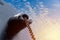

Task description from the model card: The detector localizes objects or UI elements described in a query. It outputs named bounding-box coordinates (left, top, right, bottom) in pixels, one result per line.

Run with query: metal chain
left=25, top=19, right=36, bottom=40
left=27, top=25, right=36, bottom=40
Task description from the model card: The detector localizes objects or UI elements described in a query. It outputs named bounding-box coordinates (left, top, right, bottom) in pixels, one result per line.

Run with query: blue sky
left=3, top=0, right=55, bottom=15
left=4, top=0, right=53, bottom=9
left=3, top=0, right=60, bottom=18
left=4, top=0, right=60, bottom=10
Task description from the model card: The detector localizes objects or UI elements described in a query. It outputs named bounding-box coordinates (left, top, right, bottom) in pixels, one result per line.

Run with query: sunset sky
left=0, top=0, right=60, bottom=40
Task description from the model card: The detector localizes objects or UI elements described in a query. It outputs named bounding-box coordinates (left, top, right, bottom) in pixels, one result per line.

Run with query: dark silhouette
left=3, top=14, right=31, bottom=40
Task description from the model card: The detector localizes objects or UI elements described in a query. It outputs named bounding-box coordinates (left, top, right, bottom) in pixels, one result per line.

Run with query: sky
left=4, top=0, right=53, bottom=10
left=4, top=0, right=60, bottom=9
left=0, top=0, right=60, bottom=40
left=4, top=0, right=60, bottom=16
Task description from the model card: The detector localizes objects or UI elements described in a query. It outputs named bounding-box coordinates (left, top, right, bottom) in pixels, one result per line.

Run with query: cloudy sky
left=0, top=0, right=60, bottom=40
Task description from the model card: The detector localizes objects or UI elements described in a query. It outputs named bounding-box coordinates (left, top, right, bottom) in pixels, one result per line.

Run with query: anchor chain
left=27, top=26, right=36, bottom=40
left=25, top=20, right=36, bottom=40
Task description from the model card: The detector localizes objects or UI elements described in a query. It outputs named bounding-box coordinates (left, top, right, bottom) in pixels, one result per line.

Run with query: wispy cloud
left=14, top=1, right=60, bottom=40
left=53, top=3, right=60, bottom=8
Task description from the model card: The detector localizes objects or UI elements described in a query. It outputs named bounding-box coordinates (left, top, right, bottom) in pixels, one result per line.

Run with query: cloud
left=12, top=1, right=60, bottom=40
left=13, top=1, right=60, bottom=40
left=30, top=3, right=60, bottom=40
left=53, top=3, right=60, bottom=8
left=21, top=2, right=60, bottom=40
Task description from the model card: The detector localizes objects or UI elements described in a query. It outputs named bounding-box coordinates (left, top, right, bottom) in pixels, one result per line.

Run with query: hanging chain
left=27, top=25, right=36, bottom=40
left=25, top=19, right=36, bottom=40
